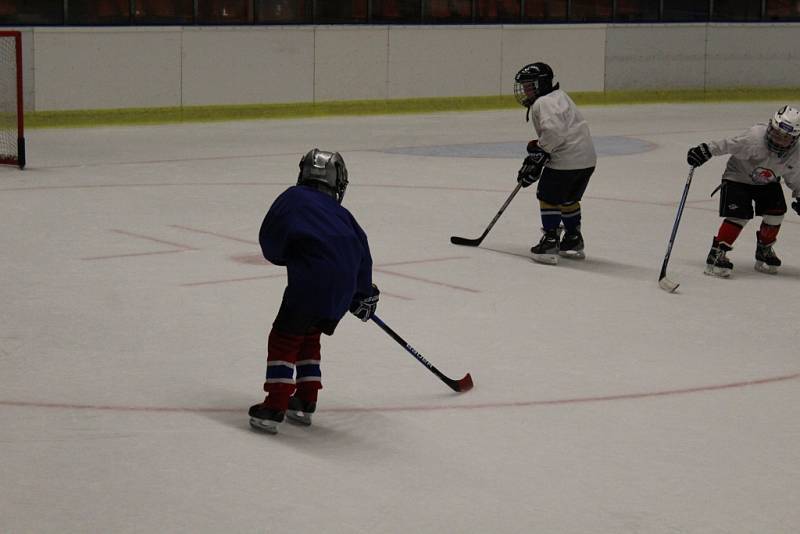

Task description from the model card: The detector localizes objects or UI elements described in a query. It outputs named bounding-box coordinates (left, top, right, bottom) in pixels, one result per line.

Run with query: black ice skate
left=755, top=241, right=781, bottom=275
left=248, top=402, right=285, bottom=434
left=558, top=229, right=585, bottom=260
left=286, top=396, right=316, bottom=426
left=531, top=228, right=560, bottom=265
left=704, top=238, right=733, bottom=278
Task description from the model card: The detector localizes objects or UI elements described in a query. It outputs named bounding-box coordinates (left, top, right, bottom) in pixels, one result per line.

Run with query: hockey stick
left=450, top=182, right=523, bottom=247
left=371, top=314, right=474, bottom=393
left=658, top=167, right=695, bottom=293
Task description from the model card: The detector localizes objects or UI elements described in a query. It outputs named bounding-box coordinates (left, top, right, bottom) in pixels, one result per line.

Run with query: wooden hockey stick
left=371, top=314, right=473, bottom=393
left=659, top=167, right=695, bottom=293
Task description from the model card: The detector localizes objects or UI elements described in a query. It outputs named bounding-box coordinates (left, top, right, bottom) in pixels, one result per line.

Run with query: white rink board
left=17, top=24, right=800, bottom=111
left=315, top=27, right=390, bottom=101
left=501, top=24, right=607, bottom=93
left=181, top=26, right=314, bottom=106
left=706, top=24, right=800, bottom=89
left=387, top=26, right=502, bottom=98
left=604, top=24, right=707, bottom=91
left=32, top=27, right=182, bottom=110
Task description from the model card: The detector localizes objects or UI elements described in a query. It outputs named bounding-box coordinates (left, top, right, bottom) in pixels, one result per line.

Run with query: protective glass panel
left=68, top=0, right=131, bottom=24
left=254, top=0, right=312, bottom=23
left=614, top=0, right=659, bottom=21
left=765, top=0, right=800, bottom=20
left=372, top=0, right=420, bottom=22
left=662, top=0, right=708, bottom=20
left=4, top=0, right=64, bottom=24
left=424, top=0, right=472, bottom=22
left=571, top=0, right=611, bottom=20
left=476, top=0, right=520, bottom=22
left=524, top=0, right=566, bottom=20
left=713, top=0, right=762, bottom=20
left=314, top=0, right=368, bottom=22
left=133, top=0, right=194, bottom=23
left=197, top=0, right=252, bottom=23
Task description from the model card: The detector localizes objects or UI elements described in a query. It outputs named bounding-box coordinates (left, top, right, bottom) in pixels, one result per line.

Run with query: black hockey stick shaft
left=659, top=167, right=695, bottom=281
left=450, top=182, right=523, bottom=247
left=371, top=314, right=473, bottom=393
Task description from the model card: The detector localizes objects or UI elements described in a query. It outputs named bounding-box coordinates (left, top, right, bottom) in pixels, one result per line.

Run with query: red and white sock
left=295, top=331, right=322, bottom=403
left=262, top=328, right=304, bottom=411
left=716, top=218, right=745, bottom=248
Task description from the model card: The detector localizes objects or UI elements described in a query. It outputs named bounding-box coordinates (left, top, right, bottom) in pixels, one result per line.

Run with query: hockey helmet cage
left=297, top=148, right=349, bottom=203
left=766, top=105, right=800, bottom=155
left=514, top=62, right=558, bottom=108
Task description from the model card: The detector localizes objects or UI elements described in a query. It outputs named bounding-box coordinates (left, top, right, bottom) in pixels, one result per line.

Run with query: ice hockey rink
left=1, top=101, right=799, bottom=533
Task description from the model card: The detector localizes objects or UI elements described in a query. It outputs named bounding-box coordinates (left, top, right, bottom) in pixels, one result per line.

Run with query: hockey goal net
left=0, top=31, right=24, bottom=169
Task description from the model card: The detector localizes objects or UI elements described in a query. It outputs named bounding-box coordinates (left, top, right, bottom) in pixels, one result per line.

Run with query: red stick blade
left=457, top=373, right=474, bottom=392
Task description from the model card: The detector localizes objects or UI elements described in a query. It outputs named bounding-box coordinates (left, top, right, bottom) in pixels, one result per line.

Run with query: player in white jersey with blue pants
left=687, top=105, right=800, bottom=277
left=513, top=62, right=597, bottom=265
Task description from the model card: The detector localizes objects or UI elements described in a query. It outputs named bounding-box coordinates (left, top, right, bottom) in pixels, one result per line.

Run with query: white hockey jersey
left=707, top=124, right=800, bottom=197
left=530, top=89, right=597, bottom=170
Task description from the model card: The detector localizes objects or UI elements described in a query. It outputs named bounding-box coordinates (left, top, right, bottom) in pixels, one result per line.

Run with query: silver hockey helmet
left=513, top=62, right=558, bottom=108
left=766, top=105, right=800, bottom=155
left=297, top=148, right=349, bottom=203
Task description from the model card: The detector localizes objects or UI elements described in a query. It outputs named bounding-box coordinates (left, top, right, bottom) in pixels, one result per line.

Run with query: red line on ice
left=2, top=372, right=796, bottom=414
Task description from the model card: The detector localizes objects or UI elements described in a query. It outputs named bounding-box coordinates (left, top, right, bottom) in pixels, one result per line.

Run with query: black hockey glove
left=517, top=147, right=550, bottom=187
left=792, top=199, right=800, bottom=216
left=350, top=284, right=380, bottom=322
left=687, top=143, right=712, bottom=167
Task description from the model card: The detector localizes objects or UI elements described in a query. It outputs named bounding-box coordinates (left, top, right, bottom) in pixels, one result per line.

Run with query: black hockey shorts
left=718, top=180, right=786, bottom=219
left=536, top=167, right=595, bottom=206
left=274, top=299, right=340, bottom=336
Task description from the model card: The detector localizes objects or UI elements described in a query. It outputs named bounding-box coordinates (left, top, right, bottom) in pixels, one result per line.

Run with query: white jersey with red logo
left=708, top=124, right=800, bottom=197
left=530, top=89, right=597, bottom=170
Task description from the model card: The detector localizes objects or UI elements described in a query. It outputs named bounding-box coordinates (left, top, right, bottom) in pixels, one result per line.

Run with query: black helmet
left=513, top=62, right=557, bottom=108
left=297, top=148, right=349, bottom=203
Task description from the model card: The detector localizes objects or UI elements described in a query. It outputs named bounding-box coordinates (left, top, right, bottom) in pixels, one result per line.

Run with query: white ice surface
left=1, top=103, right=799, bottom=533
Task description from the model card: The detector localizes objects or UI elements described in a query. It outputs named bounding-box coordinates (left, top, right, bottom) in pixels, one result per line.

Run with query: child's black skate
left=285, top=396, right=316, bottom=426
left=558, top=230, right=585, bottom=260
left=248, top=403, right=285, bottom=434
left=755, top=241, right=781, bottom=274
left=531, top=229, right=560, bottom=265
left=704, top=238, right=733, bottom=278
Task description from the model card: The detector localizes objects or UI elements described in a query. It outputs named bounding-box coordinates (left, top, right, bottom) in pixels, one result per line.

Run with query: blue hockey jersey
left=259, top=185, right=373, bottom=321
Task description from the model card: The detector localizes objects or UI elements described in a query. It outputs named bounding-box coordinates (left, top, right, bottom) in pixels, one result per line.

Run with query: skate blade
left=704, top=265, right=731, bottom=278
left=558, top=250, right=585, bottom=260
left=754, top=261, right=778, bottom=275
left=532, top=253, right=558, bottom=265
left=286, top=411, right=312, bottom=426
left=249, top=417, right=280, bottom=434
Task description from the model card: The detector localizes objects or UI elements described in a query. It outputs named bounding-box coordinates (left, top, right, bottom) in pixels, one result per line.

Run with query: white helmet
left=766, top=105, right=800, bottom=155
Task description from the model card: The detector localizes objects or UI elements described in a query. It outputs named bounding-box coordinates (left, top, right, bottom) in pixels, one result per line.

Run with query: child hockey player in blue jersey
left=687, top=105, right=800, bottom=277
left=249, top=148, right=379, bottom=434
left=513, top=62, right=597, bottom=265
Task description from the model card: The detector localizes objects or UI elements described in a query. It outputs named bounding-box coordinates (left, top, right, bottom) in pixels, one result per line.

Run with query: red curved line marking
left=170, top=224, right=258, bottom=245
left=109, top=229, right=194, bottom=249
left=83, top=249, right=188, bottom=261
left=181, top=273, right=286, bottom=286
left=374, top=268, right=481, bottom=293
left=1, top=182, right=797, bottom=226
left=1, top=372, right=796, bottom=414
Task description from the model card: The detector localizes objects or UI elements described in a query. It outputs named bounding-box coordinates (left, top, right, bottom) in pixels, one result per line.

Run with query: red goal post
left=0, top=30, right=25, bottom=169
